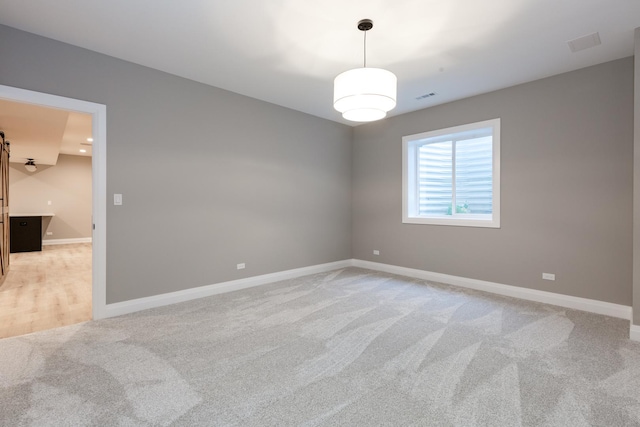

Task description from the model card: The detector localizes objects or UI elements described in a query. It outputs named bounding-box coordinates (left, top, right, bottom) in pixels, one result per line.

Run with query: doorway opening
left=0, top=85, right=106, bottom=338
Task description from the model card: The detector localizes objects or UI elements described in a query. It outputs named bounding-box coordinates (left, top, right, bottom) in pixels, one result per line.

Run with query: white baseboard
left=104, top=257, right=634, bottom=330
left=104, top=260, right=352, bottom=318
left=43, top=237, right=92, bottom=246
left=352, top=259, right=633, bottom=321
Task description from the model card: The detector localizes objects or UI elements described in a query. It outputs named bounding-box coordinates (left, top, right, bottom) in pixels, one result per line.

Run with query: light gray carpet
left=1, top=267, right=640, bottom=426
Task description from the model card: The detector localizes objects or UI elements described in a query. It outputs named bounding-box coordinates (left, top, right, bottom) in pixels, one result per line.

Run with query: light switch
left=114, top=194, right=123, bottom=205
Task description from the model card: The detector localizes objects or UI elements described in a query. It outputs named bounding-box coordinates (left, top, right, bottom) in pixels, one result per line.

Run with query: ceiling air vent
left=567, top=32, right=601, bottom=53
left=416, top=92, right=436, bottom=101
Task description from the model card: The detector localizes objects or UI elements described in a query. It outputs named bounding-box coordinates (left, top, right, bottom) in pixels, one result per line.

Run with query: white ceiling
left=0, top=100, right=92, bottom=165
left=0, top=0, right=638, bottom=126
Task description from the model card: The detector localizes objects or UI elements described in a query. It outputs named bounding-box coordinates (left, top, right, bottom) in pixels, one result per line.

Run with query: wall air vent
left=415, top=92, right=436, bottom=101
left=567, top=32, right=601, bottom=53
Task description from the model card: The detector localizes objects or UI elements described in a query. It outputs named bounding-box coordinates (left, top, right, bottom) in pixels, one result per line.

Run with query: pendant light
left=24, top=158, right=37, bottom=172
left=334, top=19, right=397, bottom=122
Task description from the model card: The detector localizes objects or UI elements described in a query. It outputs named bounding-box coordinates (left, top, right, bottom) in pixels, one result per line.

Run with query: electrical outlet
left=46, top=231, right=53, bottom=236
left=114, top=194, right=123, bottom=205
left=373, top=250, right=380, bottom=255
left=542, top=273, right=555, bottom=281
left=47, top=200, right=52, bottom=206
left=237, top=263, right=246, bottom=270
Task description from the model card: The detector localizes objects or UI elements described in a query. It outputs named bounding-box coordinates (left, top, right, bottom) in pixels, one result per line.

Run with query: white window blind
left=418, top=135, right=493, bottom=216
left=403, top=119, right=500, bottom=228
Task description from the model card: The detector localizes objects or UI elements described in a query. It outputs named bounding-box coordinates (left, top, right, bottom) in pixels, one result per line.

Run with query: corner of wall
left=632, top=27, right=640, bottom=326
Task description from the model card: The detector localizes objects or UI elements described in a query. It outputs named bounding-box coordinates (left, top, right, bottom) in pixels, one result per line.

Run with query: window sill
left=402, top=216, right=500, bottom=228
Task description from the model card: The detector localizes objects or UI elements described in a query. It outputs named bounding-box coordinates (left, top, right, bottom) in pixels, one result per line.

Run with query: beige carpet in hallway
left=0, top=243, right=91, bottom=339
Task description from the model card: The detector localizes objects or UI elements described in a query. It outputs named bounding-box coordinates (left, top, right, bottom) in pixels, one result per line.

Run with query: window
left=402, top=118, right=500, bottom=228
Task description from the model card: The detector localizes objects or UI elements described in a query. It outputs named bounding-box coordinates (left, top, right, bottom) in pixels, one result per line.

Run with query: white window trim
left=402, top=118, right=501, bottom=228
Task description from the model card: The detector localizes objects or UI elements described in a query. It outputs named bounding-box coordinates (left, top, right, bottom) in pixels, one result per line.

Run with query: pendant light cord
left=363, top=30, right=367, bottom=68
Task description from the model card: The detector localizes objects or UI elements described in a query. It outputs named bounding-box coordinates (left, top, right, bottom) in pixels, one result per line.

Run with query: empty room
left=1, top=1, right=640, bottom=425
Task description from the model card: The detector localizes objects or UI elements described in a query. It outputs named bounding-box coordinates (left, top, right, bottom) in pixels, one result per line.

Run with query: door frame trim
left=0, top=85, right=107, bottom=319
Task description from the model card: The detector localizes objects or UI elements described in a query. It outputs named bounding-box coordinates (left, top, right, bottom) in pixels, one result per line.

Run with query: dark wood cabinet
left=10, top=216, right=42, bottom=253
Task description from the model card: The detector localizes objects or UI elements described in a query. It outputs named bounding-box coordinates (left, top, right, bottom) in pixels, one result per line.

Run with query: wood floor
left=0, top=243, right=92, bottom=339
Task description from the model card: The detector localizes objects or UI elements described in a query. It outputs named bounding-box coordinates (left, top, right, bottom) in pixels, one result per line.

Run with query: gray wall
left=0, top=24, right=352, bottom=304
left=0, top=23, right=634, bottom=310
left=9, top=154, right=92, bottom=241
left=634, top=28, right=640, bottom=324
left=353, top=58, right=634, bottom=306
